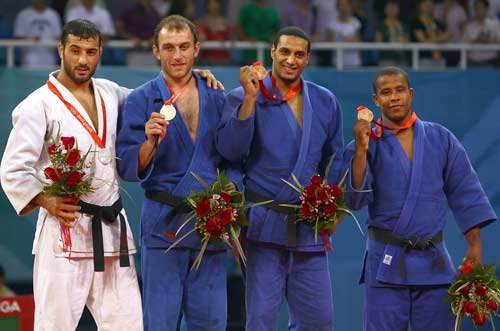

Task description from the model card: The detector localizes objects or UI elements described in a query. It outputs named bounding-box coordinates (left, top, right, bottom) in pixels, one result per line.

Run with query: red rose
left=465, top=302, right=476, bottom=314
left=318, top=187, right=329, bottom=201
left=65, top=171, right=84, bottom=186
left=205, top=217, right=223, bottom=236
left=459, top=285, right=470, bottom=297
left=60, top=136, right=75, bottom=149
left=487, top=299, right=498, bottom=312
left=66, top=149, right=80, bottom=166
left=301, top=203, right=312, bottom=217
left=311, top=175, right=323, bottom=186
left=460, top=263, right=473, bottom=274
left=48, top=144, right=58, bottom=155
left=473, top=312, right=486, bottom=326
left=218, top=208, right=233, bottom=227
left=196, top=197, right=211, bottom=217
left=220, top=192, right=231, bottom=204
left=304, top=185, right=317, bottom=199
left=44, top=167, right=59, bottom=181
left=475, top=284, right=486, bottom=296
left=323, top=202, right=337, bottom=214
left=329, top=184, right=343, bottom=199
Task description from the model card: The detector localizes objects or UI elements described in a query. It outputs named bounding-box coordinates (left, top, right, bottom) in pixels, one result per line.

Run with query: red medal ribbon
left=319, top=228, right=334, bottom=252
left=371, top=112, right=418, bottom=140
left=47, top=80, right=107, bottom=148
left=163, top=74, right=193, bottom=106
left=259, top=73, right=301, bottom=102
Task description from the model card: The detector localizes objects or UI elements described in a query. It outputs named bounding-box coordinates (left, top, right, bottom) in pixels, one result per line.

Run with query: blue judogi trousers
left=141, top=247, right=227, bottom=331
left=245, top=240, right=334, bottom=331
left=364, top=284, right=454, bottom=331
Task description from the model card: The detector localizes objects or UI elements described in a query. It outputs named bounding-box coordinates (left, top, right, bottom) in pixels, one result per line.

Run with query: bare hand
left=35, top=194, right=81, bottom=226
left=353, top=120, right=371, bottom=153
left=463, top=244, right=482, bottom=266
left=145, top=112, right=168, bottom=145
left=195, top=69, right=225, bottom=90
left=239, top=66, right=259, bottom=99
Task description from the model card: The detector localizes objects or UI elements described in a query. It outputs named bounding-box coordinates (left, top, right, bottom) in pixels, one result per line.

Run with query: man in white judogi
left=0, top=19, right=142, bottom=331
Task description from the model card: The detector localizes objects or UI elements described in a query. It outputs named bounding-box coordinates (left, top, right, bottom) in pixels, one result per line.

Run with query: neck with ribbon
left=371, top=112, right=417, bottom=140
left=163, top=73, right=193, bottom=106
left=259, top=73, right=302, bottom=102
left=47, top=80, right=107, bottom=149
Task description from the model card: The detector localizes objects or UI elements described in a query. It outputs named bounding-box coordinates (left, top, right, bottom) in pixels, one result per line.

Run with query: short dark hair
left=372, top=66, right=411, bottom=94
left=153, top=15, right=198, bottom=48
left=273, top=26, right=311, bottom=53
left=61, top=19, right=101, bottom=46
left=475, top=0, right=489, bottom=7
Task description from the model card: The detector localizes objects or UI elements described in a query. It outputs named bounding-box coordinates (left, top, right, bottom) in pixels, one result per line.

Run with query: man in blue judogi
left=216, top=26, right=344, bottom=331
left=116, top=15, right=240, bottom=331
left=344, top=66, right=497, bottom=331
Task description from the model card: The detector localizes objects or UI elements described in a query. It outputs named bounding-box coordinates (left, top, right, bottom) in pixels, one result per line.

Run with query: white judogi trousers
left=33, top=224, right=143, bottom=331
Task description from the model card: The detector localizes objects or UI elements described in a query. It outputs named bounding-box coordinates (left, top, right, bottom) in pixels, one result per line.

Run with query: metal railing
left=0, top=39, right=499, bottom=69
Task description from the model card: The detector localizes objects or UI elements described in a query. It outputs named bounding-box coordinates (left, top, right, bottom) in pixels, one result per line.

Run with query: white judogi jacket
left=0, top=71, right=137, bottom=258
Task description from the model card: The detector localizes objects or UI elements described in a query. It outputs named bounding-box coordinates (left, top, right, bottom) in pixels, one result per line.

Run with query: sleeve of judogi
left=443, top=131, right=497, bottom=233
left=0, top=95, right=48, bottom=215
left=215, top=89, right=255, bottom=162
left=322, top=93, right=344, bottom=185
left=116, top=88, right=151, bottom=182
left=342, top=140, right=374, bottom=211
left=213, top=90, right=244, bottom=190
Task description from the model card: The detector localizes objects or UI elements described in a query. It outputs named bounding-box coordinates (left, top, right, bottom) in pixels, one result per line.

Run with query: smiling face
left=372, top=73, right=414, bottom=126
left=58, top=34, right=101, bottom=85
left=153, top=27, right=200, bottom=81
left=271, top=34, right=309, bottom=85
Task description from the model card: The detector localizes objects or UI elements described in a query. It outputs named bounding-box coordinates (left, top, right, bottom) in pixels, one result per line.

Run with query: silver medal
left=98, top=149, right=112, bottom=165
left=160, top=104, right=177, bottom=121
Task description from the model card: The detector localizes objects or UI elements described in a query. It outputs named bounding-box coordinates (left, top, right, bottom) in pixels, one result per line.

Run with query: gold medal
left=356, top=106, right=374, bottom=122
left=253, top=65, right=267, bottom=80
left=160, top=104, right=176, bottom=121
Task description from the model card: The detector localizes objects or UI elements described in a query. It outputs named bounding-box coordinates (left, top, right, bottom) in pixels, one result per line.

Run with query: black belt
left=79, top=198, right=129, bottom=272
left=245, top=189, right=297, bottom=247
left=145, top=190, right=191, bottom=226
left=368, top=227, right=446, bottom=279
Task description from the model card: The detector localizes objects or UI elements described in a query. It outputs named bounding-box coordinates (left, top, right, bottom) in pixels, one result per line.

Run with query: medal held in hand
left=160, top=103, right=176, bottom=121
left=252, top=61, right=267, bottom=80
left=356, top=105, right=374, bottom=122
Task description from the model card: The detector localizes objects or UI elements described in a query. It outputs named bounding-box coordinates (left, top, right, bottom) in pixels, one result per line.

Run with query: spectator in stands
left=196, top=0, right=232, bottom=65
left=0, top=264, right=15, bottom=297
left=65, top=0, right=115, bottom=42
left=63, top=0, right=106, bottom=19
left=312, top=0, right=338, bottom=66
left=167, top=0, right=196, bottom=21
left=434, top=0, right=468, bottom=66
left=327, top=0, right=363, bottom=67
left=14, top=0, right=61, bottom=67
left=411, top=0, right=452, bottom=68
left=117, top=0, right=160, bottom=48
left=375, top=0, right=410, bottom=66
left=236, top=0, right=280, bottom=65
left=280, top=0, right=316, bottom=37
left=116, top=0, right=160, bottom=67
left=463, top=0, right=500, bottom=66
left=152, top=0, right=172, bottom=17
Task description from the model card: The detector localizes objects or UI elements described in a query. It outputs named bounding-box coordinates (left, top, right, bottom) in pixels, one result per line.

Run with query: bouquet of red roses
left=43, top=130, right=92, bottom=251
left=447, top=263, right=500, bottom=330
left=281, top=156, right=363, bottom=251
left=167, top=171, right=270, bottom=270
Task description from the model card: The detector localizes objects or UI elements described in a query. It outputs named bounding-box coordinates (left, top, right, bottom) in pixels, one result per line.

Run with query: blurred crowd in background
left=0, top=0, right=499, bottom=68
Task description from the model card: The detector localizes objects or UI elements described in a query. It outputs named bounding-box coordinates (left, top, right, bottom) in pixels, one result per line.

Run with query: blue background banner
left=0, top=67, right=499, bottom=330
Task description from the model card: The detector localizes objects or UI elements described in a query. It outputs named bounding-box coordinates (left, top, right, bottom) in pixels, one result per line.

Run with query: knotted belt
left=244, top=189, right=297, bottom=248
left=79, top=198, right=129, bottom=272
left=368, top=227, right=446, bottom=279
left=145, top=190, right=191, bottom=226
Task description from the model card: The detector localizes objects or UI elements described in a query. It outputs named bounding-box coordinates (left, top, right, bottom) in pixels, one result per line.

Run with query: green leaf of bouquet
left=165, top=228, right=196, bottom=252
left=323, top=153, right=336, bottom=180
left=175, top=212, right=197, bottom=236
left=280, top=178, right=302, bottom=193
left=190, top=171, right=211, bottom=191
left=191, top=239, right=209, bottom=271
left=291, top=173, right=303, bottom=189
left=337, top=207, right=364, bottom=235
left=338, top=168, right=349, bottom=187
left=230, top=226, right=247, bottom=266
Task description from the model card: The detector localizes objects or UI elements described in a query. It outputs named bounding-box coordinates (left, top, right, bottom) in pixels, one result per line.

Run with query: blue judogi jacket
left=344, top=118, right=497, bottom=286
left=216, top=73, right=344, bottom=252
left=116, top=71, right=242, bottom=250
